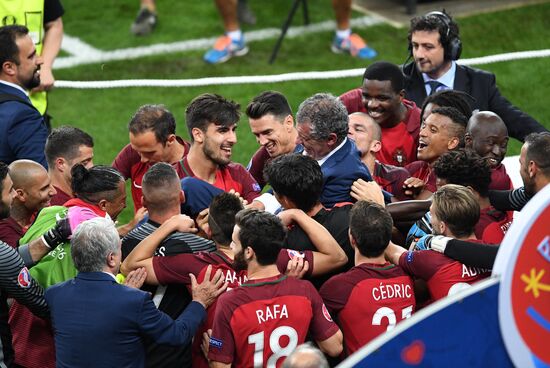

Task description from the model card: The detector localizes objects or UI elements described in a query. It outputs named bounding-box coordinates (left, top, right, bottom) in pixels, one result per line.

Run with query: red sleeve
left=112, top=144, right=140, bottom=179
left=398, top=250, right=440, bottom=280
left=276, top=249, right=314, bottom=278
left=233, top=164, right=261, bottom=203
left=0, top=219, right=23, bottom=248
left=319, top=273, right=350, bottom=315
left=338, top=88, right=366, bottom=114
left=246, top=146, right=270, bottom=189
left=208, top=292, right=236, bottom=364
left=307, top=284, right=341, bottom=342
left=152, top=253, right=205, bottom=285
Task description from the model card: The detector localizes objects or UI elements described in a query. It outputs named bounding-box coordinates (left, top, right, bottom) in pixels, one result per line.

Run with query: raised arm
left=385, top=241, right=407, bottom=266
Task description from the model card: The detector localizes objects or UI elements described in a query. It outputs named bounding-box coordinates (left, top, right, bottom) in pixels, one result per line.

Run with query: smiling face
left=466, top=115, right=509, bottom=168
left=202, top=123, right=237, bottom=165
left=411, top=30, right=451, bottom=79
left=361, top=79, right=404, bottom=128
left=249, top=114, right=294, bottom=158
left=20, top=170, right=56, bottom=211
left=417, top=112, right=459, bottom=164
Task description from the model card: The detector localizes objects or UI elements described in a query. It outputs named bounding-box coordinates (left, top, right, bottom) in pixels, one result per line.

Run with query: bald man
left=465, top=111, right=513, bottom=191
left=348, top=112, right=409, bottom=200
left=0, top=160, right=56, bottom=247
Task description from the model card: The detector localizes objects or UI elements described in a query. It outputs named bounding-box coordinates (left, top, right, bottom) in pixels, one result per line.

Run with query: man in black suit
left=402, top=10, right=547, bottom=142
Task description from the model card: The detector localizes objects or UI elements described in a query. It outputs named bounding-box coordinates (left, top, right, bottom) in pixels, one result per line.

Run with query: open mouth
left=418, top=142, right=428, bottom=151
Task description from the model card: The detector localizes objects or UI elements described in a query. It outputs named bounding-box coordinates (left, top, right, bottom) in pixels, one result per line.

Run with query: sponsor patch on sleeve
left=406, top=251, right=414, bottom=263
left=209, top=337, right=223, bottom=350
left=286, top=249, right=305, bottom=259
left=322, top=303, right=333, bottom=322
left=252, top=183, right=261, bottom=192
left=17, top=267, right=31, bottom=288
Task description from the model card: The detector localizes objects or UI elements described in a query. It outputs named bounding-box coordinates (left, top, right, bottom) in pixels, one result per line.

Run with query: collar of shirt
left=0, top=80, right=29, bottom=96
left=422, top=61, right=456, bottom=95
left=101, top=271, right=118, bottom=281
left=317, top=137, right=348, bottom=167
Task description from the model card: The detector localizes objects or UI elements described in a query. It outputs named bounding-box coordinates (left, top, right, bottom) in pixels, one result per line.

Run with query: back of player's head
left=72, top=217, right=120, bottom=273
left=246, top=91, right=293, bottom=121
left=525, top=132, right=550, bottom=177
left=296, top=93, right=348, bottom=143
left=235, top=209, right=286, bottom=266
left=430, top=106, right=468, bottom=146
left=421, top=90, right=473, bottom=122
left=432, top=184, right=479, bottom=238
left=129, top=105, right=176, bottom=145
left=0, top=161, right=9, bottom=192
left=362, top=61, right=405, bottom=93
left=264, top=154, right=323, bottom=212
left=349, top=201, right=393, bottom=258
left=434, top=149, right=491, bottom=197
left=282, top=343, right=329, bottom=368
left=71, top=164, right=124, bottom=203
left=45, top=126, right=94, bottom=168
left=408, top=10, right=461, bottom=61
left=185, top=93, right=240, bottom=142
left=208, top=193, right=244, bottom=246
left=0, top=25, right=28, bottom=66
left=142, top=163, right=181, bottom=214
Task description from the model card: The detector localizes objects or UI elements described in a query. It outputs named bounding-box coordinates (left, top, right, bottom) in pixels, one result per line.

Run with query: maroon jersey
left=50, top=186, right=72, bottom=206
left=247, top=145, right=271, bottom=189
left=153, top=249, right=313, bottom=368
left=481, top=217, right=512, bottom=244
left=476, top=206, right=512, bottom=243
left=489, top=164, right=513, bottom=191
left=320, top=262, right=415, bottom=356
left=373, top=161, right=410, bottom=200
left=112, top=137, right=190, bottom=212
left=405, top=160, right=437, bottom=193
left=0, top=216, right=24, bottom=248
left=208, top=275, right=339, bottom=367
left=399, top=245, right=490, bottom=301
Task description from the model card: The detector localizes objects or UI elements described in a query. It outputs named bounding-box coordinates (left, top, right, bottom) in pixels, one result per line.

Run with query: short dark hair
left=0, top=162, right=9, bottom=193
left=209, top=193, right=244, bottom=246
left=408, top=10, right=460, bottom=60
left=430, top=106, right=468, bottom=147
left=235, top=209, right=286, bottom=266
left=264, top=154, right=323, bottom=212
left=525, top=132, right=550, bottom=177
left=349, top=201, right=393, bottom=258
left=246, top=91, right=292, bottom=120
left=45, top=126, right=94, bottom=168
left=71, top=165, right=124, bottom=203
left=0, top=25, right=28, bottom=66
left=434, top=149, right=491, bottom=197
left=420, top=90, right=473, bottom=122
left=142, top=163, right=180, bottom=214
left=362, top=61, right=405, bottom=93
left=432, top=184, right=479, bottom=238
left=128, top=105, right=176, bottom=144
left=185, top=93, right=240, bottom=142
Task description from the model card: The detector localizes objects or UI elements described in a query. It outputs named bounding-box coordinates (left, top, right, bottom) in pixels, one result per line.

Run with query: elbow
left=320, top=330, right=344, bottom=357
left=119, top=261, right=131, bottom=276
left=335, top=251, right=348, bottom=268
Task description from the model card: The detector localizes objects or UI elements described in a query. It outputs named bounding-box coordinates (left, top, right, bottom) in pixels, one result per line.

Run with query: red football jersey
left=208, top=275, right=338, bottom=367
left=320, top=263, right=415, bottom=356
left=377, top=122, right=417, bottom=167
left=405, top=160, right=437, bottom=193
left=489, top=164, right=513, bottom=191
left=399, top=246, right=490, bottom=301
left=476, top=206, right=513, bottom=243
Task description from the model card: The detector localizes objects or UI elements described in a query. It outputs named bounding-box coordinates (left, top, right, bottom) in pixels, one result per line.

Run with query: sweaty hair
left=0, top=25, right=28, bottom=66
left=362, top=61, right=405, bottom=93
left=349, top=201, right=393, bottom=258
left=264, top=154, right=323, bottom=212
left=296, top=93, right=348, bottom=143
left=432, top=184, right=479, bottom=238
left=525, top=132, right=550, bottom=177
left=142, top=163, right=181, bottom=215
left=246, top=91, right=293, bottom=121
left=128, top=105, right=176, bottom=145
left=45, top=126, right=94, bottom=168
left=71, top=165, right=124, bottom=203
left=72, top=217, right=120, bottom=273
left=0, top=162, right=9, bottom=193
left=430, top=106, right=468, bottom=147
left=434, top=149, right=491, bottom=197
left=235, top=209, right=286, bottom=266
left=208, top=193, right=244, bottom=246
left=408, top=10, right=460, bottom=60
left=185, top=93, right=240, bottom=142
left=420, top=90, right=473, bottom=122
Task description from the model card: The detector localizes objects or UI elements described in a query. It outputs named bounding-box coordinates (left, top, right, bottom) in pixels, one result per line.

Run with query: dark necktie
left=427, top=80, right=444, bottom=96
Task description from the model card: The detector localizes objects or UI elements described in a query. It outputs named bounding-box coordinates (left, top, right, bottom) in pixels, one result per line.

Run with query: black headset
left=408, top=10, right=462, bottom=61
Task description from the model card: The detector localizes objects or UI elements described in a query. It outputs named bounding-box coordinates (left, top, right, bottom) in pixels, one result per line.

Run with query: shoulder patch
left=286, top=249, right=305, bottom=259
left=209, top=337, right=223, bottom=350
left=406, top=251, right=414, bottom=263
left=252, top=183, right=261, bottom=192
left=17, top=267, right=32, bottom=288
left=322, top=303, right=333, bottom=322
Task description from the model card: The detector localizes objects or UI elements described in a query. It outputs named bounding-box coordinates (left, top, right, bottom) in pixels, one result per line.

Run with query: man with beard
left=113, top=104, right=190, bottom=212
left=181, top=93, right=260, bottom=203
left=0, top=25, right=48, bottom=167
left=0, top=163, right=50, bottom=368
left=0, top=160, right=56, bottom=247
left=465, top=111, right=513, bottom=191
left=340, top=61, right=421, bottom=167
left=208, top=209, right=343, bottom=367
left=403, top=10, right=547, bottom=141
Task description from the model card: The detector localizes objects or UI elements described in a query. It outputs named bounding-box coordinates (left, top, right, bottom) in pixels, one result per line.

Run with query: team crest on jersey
left=209, top=337, right=223, bottom=350
left=286, top=249, right=305, bottom=259
left=322, top=304, right=333, bottom=322
left=17, top=267, right=31, bottom=288
left=252, top=183, right=261, bottom=192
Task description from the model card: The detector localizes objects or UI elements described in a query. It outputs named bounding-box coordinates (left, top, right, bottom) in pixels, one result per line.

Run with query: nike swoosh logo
left=133, top=181, right=142, bottom=189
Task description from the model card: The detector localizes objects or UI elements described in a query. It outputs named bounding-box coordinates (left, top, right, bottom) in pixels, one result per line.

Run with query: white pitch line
left=55, top=15, right=384, bottom=69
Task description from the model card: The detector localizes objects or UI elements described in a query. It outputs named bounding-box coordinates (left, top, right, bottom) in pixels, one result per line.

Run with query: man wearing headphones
left=402, top=10, right=547, bottom=142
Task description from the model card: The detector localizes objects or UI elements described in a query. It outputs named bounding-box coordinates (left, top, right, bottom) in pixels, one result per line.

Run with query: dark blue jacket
left=0, top=82, right=48, bottom=167
left=45, top=272, right=206, bottom=368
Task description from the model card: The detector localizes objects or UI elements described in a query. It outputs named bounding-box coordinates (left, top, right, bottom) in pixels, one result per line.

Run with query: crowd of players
left=1, top=9, right=550, bottom=368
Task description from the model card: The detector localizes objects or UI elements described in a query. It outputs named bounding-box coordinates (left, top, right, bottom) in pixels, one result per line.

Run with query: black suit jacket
left=403, top=62, right=547, bottom=141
